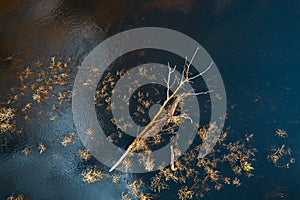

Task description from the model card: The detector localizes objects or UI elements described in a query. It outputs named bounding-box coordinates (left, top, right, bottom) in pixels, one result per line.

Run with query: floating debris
left=6, top=194, right=27, bottom=200
left=82, top=166, right=106, bottom=183
left=275, top=129, right=288, bottom=138
left=0, top=54, right=277, bottom=200
left=121, top=193, right=132, bottom=200
left=241, top=161, right=254, bottom=172
left=178, top=186, right=194, bottom=200
left=111, top=173, right=120, bottom=185
left=126, top=179, right=152, bottom=199
left=78, top=148, right=91, bottom=161
left=85, top=128, right=95, bottom=136
left=267, top=144, right=295, bottom=168
left=232, top=177, right=241, bottom=187
left=267, top=129, right=295, bottom=168
left=22, top=147, right=31, bottom=156
left=0, top=107, right=16, bottom=133
left=3, top=56, right=72, bottom=134
left=61, top=133, right=75, bottom=146
left=38, top=143, right=46, bottom=154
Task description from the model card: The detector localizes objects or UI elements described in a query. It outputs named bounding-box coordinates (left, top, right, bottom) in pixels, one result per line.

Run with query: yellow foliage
left=241, top=161, right=254, bottom=171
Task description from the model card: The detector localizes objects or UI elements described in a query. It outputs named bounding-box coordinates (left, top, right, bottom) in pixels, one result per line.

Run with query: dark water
left=0, top=1, right=299, bottom=199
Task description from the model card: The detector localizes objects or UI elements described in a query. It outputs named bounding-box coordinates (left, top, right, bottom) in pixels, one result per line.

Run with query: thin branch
left=185, top=90, right=213, bottom=96
left=188, top=61, right=214, bottom=81
left=170, top=145, right=177, bottom=171
left=164, top=63, right=177, bottom=99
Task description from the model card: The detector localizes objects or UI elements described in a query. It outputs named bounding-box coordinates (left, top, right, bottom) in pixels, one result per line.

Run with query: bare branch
left=170, top=145, right=177, bottom=171
left=188, top=61, right=214, bottom=81
left=185, top=90, right=213, bottom=96
left=109, top=47, right=213, bottom=172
